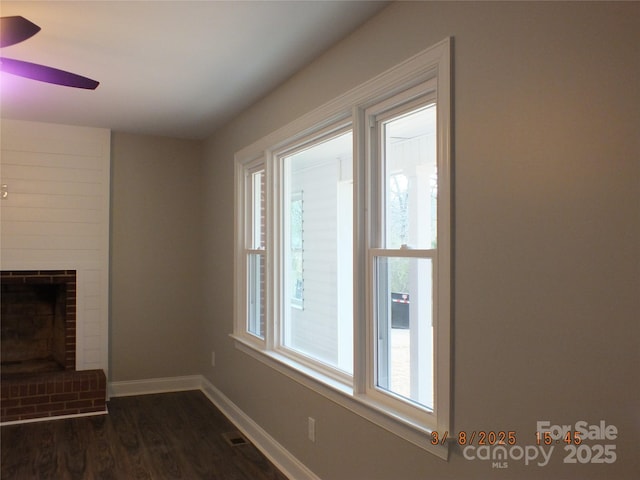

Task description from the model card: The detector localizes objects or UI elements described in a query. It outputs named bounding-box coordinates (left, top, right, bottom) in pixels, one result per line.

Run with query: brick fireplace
left=1, top=270, right=76, bottom=373
left=1, top=270, right=106, bottom=423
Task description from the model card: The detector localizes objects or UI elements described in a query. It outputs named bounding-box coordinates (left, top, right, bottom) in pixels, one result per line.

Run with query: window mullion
left=265, top=150, right=277, bottom=351
left=353, top=107, right=368, bottom=394
left=362, top=107, right=381, bottom=399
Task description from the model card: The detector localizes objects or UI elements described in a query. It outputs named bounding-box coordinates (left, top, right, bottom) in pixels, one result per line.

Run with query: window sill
left=231, top=334, right=449, bottom=460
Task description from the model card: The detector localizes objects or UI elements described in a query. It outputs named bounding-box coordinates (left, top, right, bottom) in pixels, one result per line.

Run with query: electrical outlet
left=211, top=351, right=216, bottom=367
left=308, top=417, right=316, bottom=442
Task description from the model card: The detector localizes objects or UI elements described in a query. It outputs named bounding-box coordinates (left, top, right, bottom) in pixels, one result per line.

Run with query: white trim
left=108, top=375, right=202, bottom=397
left=108, top=375, right=322, bottom=480
left=235, top=38, right=451, bottom=161
left=0, top=408, right=108, bottom=427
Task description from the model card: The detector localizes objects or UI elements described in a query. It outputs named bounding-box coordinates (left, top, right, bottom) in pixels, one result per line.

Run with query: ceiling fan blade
left=0, top=57, right=99, bottom=89
left=0, top=16, right=41, bottom=48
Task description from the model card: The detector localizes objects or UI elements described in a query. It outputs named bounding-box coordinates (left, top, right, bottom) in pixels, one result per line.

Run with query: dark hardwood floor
left=1, top=390, right=289, bottom=480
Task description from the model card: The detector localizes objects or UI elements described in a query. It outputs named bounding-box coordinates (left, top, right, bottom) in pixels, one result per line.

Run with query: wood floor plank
left=62, top=420, right=88, bottom=480
left=1, top=390, right=288, bottom=480
left=107, top=397, right=154, bottom=479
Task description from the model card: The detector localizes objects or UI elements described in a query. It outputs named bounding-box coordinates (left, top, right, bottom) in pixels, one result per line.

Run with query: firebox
left=1, top=270, right=76, bottom=375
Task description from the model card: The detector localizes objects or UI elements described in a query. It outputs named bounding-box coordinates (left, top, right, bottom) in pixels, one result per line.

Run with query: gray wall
left=110, top=132, right=203, bottom=381
left=201, top=2, right=639, bottom=479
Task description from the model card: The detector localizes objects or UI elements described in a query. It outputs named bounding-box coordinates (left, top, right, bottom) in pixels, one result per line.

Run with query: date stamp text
left=433, top=420, right=618, bottom=469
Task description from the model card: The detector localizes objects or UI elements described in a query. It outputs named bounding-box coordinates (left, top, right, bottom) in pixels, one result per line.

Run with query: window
left=367, top=97, right=438, bottom=413
left=280, top=129, right=354, bottom=376
left=234, top=39, right=451, bottom=458
left=244, top=163, right=266, bottom=340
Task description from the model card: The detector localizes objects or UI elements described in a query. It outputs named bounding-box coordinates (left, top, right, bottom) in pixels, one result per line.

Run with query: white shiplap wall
left=0, top=119, right=110, bottom=374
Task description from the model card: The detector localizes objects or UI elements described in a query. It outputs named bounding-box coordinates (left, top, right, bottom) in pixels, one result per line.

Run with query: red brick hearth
left=1, top=369, right=106, bottom=422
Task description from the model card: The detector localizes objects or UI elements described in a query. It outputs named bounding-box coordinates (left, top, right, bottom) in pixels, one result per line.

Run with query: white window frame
left=233, top=38, right=451, bottom=459
left=363, top=88, right=442, bottom=417
left=235, top=157, right=268, bottom=345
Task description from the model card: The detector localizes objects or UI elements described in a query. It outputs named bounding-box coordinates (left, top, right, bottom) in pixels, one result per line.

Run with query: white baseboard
left=108, top=375, right=320, bottom=480
left=200, top=377, right=321, bottom=480
left=0, top=408, right=108, bottom=427
left=108, top=374, right=202, bottom=397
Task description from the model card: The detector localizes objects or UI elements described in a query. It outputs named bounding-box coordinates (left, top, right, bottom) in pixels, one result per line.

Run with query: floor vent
left=222, top=431, right=249, bottom=447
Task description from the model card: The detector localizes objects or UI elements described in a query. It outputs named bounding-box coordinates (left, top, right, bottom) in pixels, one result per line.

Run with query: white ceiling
left=0, top=1, right=388, bottom=139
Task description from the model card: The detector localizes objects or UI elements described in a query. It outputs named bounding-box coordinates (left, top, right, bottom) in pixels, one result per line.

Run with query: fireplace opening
left=1, top=283, right=66, bottom=375
left=0, top=270, right=76, bottom=379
